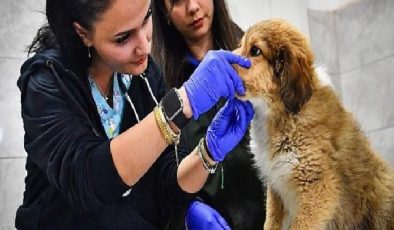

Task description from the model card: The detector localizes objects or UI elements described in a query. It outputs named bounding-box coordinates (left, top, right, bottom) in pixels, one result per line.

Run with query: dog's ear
left=274, top=47, right=313, bottom=114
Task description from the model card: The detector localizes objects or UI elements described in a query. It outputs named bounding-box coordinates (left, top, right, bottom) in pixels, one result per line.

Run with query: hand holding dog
left=206, top=99, right=254, bottom=162
left=183, top=50, right=251, bottom=119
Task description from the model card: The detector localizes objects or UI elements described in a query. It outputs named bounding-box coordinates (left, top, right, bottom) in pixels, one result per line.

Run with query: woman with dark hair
left=152, top=0, right=266, bottom=229
left=15, top=0, right=254, bottom=229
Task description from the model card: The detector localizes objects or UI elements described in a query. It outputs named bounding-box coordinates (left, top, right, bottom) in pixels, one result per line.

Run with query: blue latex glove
left=184, top=50, right=251, bottom=120
left=206, top=99, right=254, bottom=162
left=186, top=200, right=231, bottom=230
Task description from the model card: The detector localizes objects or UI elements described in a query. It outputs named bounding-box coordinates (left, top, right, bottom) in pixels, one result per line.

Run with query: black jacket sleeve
left=22, top=67, right=129, bottom=211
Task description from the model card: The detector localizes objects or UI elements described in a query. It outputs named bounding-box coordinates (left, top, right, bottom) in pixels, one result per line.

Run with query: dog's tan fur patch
left=235, top=19, right=394, bottom=230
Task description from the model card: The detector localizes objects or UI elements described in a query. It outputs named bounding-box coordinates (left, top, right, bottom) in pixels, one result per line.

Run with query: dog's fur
left=234, top=19, right=394, bottom=230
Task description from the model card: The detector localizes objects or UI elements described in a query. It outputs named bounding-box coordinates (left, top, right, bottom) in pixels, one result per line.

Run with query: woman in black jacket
left=15, top=0, right=254, bottom=229
left=152, top=0, right=266, bottom=229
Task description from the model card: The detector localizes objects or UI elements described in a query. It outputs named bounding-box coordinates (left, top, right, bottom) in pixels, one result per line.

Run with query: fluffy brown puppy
left=234, top=18, right=394, bottom=230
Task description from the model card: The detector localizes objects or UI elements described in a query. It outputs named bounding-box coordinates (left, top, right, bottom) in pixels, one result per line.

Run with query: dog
left=234, top=18, right=394, bottom=230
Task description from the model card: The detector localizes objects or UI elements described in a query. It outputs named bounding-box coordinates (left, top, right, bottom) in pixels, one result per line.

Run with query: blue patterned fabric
left=88, top=73, right=131, bottom=139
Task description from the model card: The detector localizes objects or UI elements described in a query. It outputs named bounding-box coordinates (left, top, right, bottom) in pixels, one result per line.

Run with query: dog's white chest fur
left=248, top=67, right=332, bottom=196
left=249, top=98, right=300, bottom=225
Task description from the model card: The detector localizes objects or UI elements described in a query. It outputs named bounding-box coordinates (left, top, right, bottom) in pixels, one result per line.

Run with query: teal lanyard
left=88, top=73, right=131, bottom=139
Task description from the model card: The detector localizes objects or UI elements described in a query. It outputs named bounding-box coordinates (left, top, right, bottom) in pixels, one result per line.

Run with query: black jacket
left=16, top=49, right=192, bottom=230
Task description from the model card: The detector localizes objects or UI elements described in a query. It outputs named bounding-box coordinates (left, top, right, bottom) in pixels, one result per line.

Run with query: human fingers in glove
left=178, top=50, right=251, bottom=120
left=206, top=98, right=254, bottom=162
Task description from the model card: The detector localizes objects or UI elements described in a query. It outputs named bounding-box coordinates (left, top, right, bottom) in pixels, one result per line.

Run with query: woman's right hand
left=186, top=200, right=231, bottom=230
left=206, top=99, right=254, bottom=162
left=183, top=50, right=251, bottom=119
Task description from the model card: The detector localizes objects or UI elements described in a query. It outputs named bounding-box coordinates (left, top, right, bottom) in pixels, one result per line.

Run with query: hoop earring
left=167, top=19, right=172, bottom=26
left=87, top=46, right=91, bottom=59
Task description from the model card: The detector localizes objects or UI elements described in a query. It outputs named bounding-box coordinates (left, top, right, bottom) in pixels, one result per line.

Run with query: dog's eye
left=250, top=46, right=262, bottom=57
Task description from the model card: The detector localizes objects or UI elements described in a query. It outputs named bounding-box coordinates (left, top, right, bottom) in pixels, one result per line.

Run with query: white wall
left=308, top=0, right=394, bottom=165
left=0, top=0, right=46, bottom=228
left=227, top=0, right=310, bottom=37
left=307, top=0, right=360, bottom=11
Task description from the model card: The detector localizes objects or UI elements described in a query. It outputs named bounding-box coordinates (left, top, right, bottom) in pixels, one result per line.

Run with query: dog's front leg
left=264, top=185, right=285, bottom=230
left=289, top=178, right=340, bottom=230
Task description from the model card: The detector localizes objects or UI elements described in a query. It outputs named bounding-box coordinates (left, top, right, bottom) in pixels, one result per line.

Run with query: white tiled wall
left=228, top=0, right=310, bottom=36
left=1, top=0, right=392, bottom=229
left=334, top=0, right=394, bottom=73
left=0, top=159, right=26, bottom=229
left=0, top=0, right=46, bottom=229
left=308, top=0, right=394, bottom=166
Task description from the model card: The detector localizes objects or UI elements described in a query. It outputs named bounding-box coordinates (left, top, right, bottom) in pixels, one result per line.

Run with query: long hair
left=27, top=0, right=113, bottom=78
left=152, top=0, right=242, bottom=88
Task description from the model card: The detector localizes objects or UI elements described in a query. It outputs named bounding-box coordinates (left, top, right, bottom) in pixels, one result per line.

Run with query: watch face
left=162, top=88, right=183, bottom=121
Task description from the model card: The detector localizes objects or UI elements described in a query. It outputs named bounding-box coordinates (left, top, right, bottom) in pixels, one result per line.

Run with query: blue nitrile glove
left=186, top=200, right=231, bottom=230
left=183, top=50, right=251, bottom=120
left=206, top=99, right=254, bottom=162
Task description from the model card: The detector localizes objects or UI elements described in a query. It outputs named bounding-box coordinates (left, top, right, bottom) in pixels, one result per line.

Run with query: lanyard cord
left=141, top=73, right=159, bottom=105
left=119, top=72, right=158, bottom=123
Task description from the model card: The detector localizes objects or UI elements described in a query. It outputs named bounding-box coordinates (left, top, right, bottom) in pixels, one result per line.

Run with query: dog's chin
left=236, top=89, right=261, bottom=101
left=236, top=93, right=263, bottom=109
left=235, top=93, right=250, bottom=101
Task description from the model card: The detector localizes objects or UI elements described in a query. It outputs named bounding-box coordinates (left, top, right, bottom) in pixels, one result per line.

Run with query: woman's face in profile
left=165, top=0, right=214, bottom=42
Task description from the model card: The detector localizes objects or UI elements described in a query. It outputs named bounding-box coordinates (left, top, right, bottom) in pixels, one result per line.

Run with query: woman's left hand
left=205, top=99, right=254, bottom=162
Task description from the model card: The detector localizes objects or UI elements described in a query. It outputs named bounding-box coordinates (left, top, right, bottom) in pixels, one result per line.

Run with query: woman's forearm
left=177, top=147, right=209, bottom=193
left=110, top=86, right=208, bottom=190
left=110, top=112, right=168, bottom=186
left=174, top=86, right=210, bottom=193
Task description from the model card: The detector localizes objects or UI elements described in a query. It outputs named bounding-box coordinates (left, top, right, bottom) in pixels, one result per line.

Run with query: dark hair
left=152, top=0, right=242, bottom=88
left=28, top=0, right=113, bottom=77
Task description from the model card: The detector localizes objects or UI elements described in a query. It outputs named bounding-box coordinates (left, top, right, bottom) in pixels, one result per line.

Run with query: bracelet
left=154, top=106, right=174, bottom=144
left=153, top=105, right=181, bottom=166
left=197, top=138, right=218, bottom=174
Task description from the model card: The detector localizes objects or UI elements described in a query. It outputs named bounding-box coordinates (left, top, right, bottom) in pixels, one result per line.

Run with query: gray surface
left=0, top=0, right=45, bottom=229
left=308, top=0, right=394, bottom=164
left=335, top=0, right=394, bottom=72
